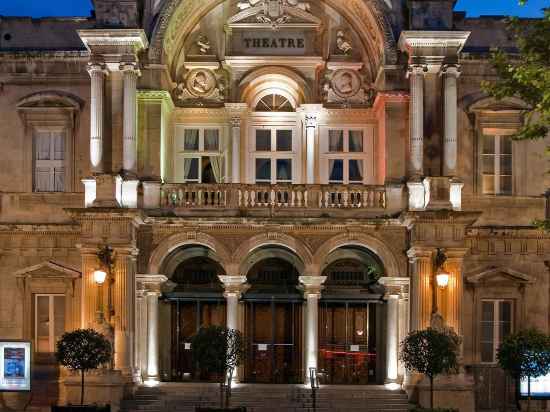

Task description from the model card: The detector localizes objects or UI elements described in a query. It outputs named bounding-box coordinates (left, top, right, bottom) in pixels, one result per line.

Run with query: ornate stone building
left=0, top=0, right=548, bottom=410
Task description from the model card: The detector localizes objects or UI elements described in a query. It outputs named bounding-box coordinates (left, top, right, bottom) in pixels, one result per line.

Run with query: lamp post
left=432, top=248, right=448, bottom=317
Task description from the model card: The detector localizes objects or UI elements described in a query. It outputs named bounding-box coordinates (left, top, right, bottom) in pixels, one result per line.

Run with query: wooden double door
left=318, top=301, right=378, bottom=384
left=170, top=299, right=226, bottom=381
left=243, top=300, right=303, bottom=383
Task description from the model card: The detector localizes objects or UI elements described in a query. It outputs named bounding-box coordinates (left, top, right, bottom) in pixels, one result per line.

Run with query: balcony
left=146, top=183, right=396, bottom=218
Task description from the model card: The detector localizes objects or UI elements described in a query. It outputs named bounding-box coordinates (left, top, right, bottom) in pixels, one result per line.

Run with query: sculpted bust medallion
left=331, top=69, right=361, bottom=98
left=185, top=69, right=217, bottom=97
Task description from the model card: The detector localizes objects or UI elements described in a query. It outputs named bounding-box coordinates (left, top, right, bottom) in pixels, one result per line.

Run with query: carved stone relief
left=174, top=67, right=228, bottom=105
left=321, top=68, right=376, bottom=107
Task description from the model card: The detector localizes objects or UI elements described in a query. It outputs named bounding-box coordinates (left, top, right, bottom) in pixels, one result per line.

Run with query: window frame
left=319, top=126, right=374, bottom=185
left=173, top=124, right=227, bottom=184
left=249, top=125, right=298, bottom=184
left=479, top=299, right=514, bottom=364
left=480, top=134, right=513, bottom=196
left=34, top=293, right=66, bottom=354
left=32, top=126, right=68, bottom=193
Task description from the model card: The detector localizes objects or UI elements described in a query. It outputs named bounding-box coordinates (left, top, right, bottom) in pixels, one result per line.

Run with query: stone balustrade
left=159, top=183, right=387, bottom=210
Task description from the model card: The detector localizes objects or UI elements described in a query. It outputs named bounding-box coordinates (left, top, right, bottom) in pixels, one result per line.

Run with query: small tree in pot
left=400, top=328, right=460, bottom=410
left=191, top=325, right=245, bottom=412
left=497, top=328, right=550, bottom=412
left=55, top=329, right=112, bottom=408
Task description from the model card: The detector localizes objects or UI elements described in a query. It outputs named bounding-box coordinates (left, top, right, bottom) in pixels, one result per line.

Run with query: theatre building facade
left=0, top=0, right=549, bottom=410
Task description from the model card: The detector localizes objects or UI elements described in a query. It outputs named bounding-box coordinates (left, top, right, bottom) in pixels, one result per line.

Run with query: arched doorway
left=159, top=246, right=227, bottom=382
left=318, top=246, right=386, bottom=385
left=242, top=247, right=304, bottom=383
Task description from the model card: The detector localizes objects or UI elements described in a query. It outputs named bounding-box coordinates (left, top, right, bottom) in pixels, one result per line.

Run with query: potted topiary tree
left=497, top=328, right=550, bottom=412
left=54, top=328, right=112, bottom=412
left=191, top=325, right=245, bottom=412
left=400, top=327, right=460, bottom=411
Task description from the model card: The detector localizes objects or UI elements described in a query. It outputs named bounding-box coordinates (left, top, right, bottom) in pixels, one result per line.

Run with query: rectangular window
left=349, top=130, right=364, bottom=152
left=256, top=130, right=272, bottom=151
left=276, top=159, right=292, bottom=182
left=329, top=159, right=344, bottom=183
left=276, top=130, right=292, bottom=152
left=481, top=135, right=513, bottom=195
left=252, top=127, right=296, bottom=184
left=349, top=159, right=364, bottom=182
left=256, top=158, right=271, bottom=182
left=480, top=300, right=513, bottom=363
left=175, top=126, right=225, bottom=183
left=329, top=130, right=344, bottom=152
left=35, top=294, right=65, bottom=353
left=322, top=127, right=370, bottom=184
left=34, top=131, right=65, bottom=192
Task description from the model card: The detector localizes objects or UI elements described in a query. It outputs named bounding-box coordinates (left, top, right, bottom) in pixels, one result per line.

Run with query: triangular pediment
left=466, top=266, right=534, bottom=286
left=14, top=260, right=81, bottom=279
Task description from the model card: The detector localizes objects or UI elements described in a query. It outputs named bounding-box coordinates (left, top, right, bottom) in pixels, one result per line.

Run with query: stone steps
left=121, top=384, right=409, bottom=412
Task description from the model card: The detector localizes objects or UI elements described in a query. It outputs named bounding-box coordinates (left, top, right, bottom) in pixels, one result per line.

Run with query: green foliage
left=482, top=6, right=550, bottom=141
left=497, top=328, right=550, bottom=381
left=400, top=328, right=460, bottom=379
left=55, top=329, right=112, bottom=372
left=191, top=326, right=245, bottom=409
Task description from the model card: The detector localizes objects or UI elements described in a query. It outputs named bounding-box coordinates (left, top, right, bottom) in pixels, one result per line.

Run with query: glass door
left=318, top=301, right=377, bottom=384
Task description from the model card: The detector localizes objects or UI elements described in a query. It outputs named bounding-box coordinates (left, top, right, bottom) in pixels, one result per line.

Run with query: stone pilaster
left=121, top=63, right=140, bottom=176
left=231, top=117, right=242, bottom=184
left=299, top=275, right=326, bottom=383
left=305, top=115, right=317, bottom=185
left=219, top=275, right=249, bottom=332
left=442, top=65, right=460, bottom=177
left=440, top=248, right=468, bottom=336
left=408, top=65, right=426, bottom=177
left=407, top=247, right=436, bottom=331
left=87, top=63, right=108, bottom=175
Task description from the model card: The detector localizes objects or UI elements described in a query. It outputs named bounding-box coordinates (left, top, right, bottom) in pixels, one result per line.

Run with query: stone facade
left=0, top=1, right=548, bottom=411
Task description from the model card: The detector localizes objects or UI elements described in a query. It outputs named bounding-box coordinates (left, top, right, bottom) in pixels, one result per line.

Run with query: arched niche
left=148, top=0, right=397, bottom=82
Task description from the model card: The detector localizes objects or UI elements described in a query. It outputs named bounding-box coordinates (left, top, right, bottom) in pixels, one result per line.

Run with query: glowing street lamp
left=93, top=269, right=107, bottom=285
left=436, top=272, right=449, bottom=289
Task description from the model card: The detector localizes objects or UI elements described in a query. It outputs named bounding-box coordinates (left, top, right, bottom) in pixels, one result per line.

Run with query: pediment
left=466, top=266, right=535, bottom=286
left=14, top=261, right=81, bottom=280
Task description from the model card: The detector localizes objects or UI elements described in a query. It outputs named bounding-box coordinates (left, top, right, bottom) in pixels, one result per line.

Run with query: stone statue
left=196, top=35, right=211, bottom=55
left=336, top=30, right=352, bottom=55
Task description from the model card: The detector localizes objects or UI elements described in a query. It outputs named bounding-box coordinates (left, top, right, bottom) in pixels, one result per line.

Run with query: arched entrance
left=242, top=247, right=304, bottom=383
left=159, top=245, right=227, bottom=382
left=318, top=246, right=386, bottom=385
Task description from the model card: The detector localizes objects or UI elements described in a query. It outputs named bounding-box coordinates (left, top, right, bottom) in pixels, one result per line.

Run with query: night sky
left=0, top=0, right=546, bottom=18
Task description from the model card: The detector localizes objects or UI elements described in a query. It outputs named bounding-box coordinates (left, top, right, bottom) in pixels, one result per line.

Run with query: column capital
left=407, top=64, right=428, bottom=77
left=379, top=276, right=410, bottom=297
left=305, top=114, right=318, bottom=128
left=87, top=62, right=108, bottom=76
left=219, top=275, right=249, bottom=297
left=406, top=246, right=436, bottom=262
left=441, top=64, right=461, bottom=78
left=136, top=274, right=168, bottom=294
left=230, top=117, right=241, bottom=128
left=299, top=275, right=327, bottom=296
left=120, top=62, right=141, bottom=76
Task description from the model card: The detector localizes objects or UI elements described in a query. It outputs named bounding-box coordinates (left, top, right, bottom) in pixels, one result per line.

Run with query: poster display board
left=520, top=373, right=550, bottom=399
left=0, top=341, right=31, bottom=392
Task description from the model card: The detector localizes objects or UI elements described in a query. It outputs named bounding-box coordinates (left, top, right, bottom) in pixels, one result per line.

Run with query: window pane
left=53, top=132, right=65, bottom=160
left=54, top=168, right=65, bottom=192
left=482, top=155, right=495, bottom=174
left=483, top=135, right=495, bottom=154
left=349, top=160, right=363, bottom=182
left=501, top=136, right=512, bottom=154
left=500, top=155, right=512, bottom=175
left=54, top=296, right=65, bottom=345
left=500, top=301, right=512, bottom=323
left=276, top=159, right=292, bottom=181
left=482, top=301, right=494, bottom=322
left=276, top=130, right=292, bottom=151
left=204, top=129, right=219, bottom=151
left=184, top=129, right=199, bottom=151
left=481, top=342, right=494, bottom=363
left=329, top=159, right=344, bottom=182
left=500, top=176, right=512, bottom=195
left=184, top=158, right=199, bottom=180
left=256, top=159, right=271, bottom=182
left=482, top=175, right=495, bottom=195
left=256, top=130, right=271, bottom=151
left=35, top=167, right=52, bottom=192
left=36, top=132, right=51, bottom=160
left=349, top=130, right=364, bottom=152
left=329, top=130, right=344, bottom=152
left=36, top=296, right=50, bottom=352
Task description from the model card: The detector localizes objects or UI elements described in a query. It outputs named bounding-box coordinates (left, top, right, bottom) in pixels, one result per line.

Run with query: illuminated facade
left=0, top=0, right=548, bottom=410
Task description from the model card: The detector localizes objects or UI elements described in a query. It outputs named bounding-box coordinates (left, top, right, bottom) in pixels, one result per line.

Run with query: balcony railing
left=159, top=184, right=387, bottom=210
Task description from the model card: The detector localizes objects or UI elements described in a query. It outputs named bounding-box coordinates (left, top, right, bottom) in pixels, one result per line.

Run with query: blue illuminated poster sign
left=0, top=341, right=31, bottom=392
left=520, top=373, right=550, bottom=399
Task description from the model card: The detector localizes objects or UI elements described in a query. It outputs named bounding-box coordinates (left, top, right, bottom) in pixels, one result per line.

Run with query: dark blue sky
left=0, top=0, right=546, bottom=18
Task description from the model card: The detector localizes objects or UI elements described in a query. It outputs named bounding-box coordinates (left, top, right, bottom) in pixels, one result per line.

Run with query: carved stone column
left=231, top=117, right=241, bottom=184
left=440, top=248, right=468, bottom=335
left=305, top=115, right=317, bottom=184
left=380, top=277, right=410, bottom=385
left=299, top=275, right=326, bottom=383
left=407, top=247, right=436, bottom=331
left=219, top=275, right=248, bottom=332
left=121, top=63, right=139, bottom=175
left=408, top=65, right=426, bottom=177
left=134, top=287, right=147, bottom=383
left=442, top=65, right=460, bottom=177
left=136, top=274, right=167, bottom=385
left=88, top=63, right=108, bottom=174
